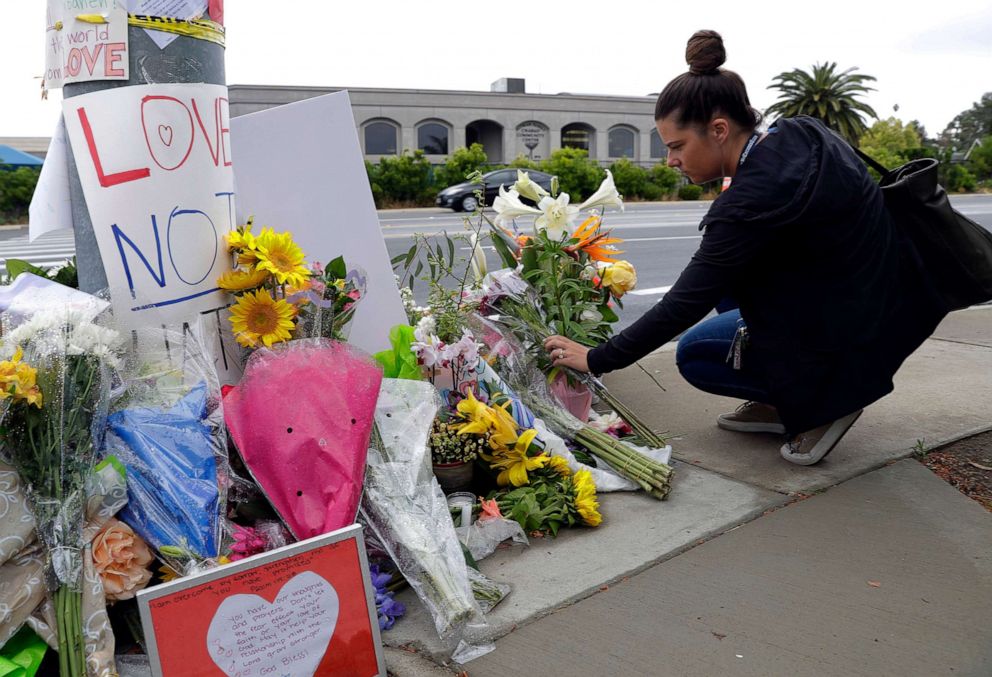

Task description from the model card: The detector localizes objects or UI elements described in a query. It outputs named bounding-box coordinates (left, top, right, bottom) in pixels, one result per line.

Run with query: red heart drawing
left=158, top=124, right=174, bottom=147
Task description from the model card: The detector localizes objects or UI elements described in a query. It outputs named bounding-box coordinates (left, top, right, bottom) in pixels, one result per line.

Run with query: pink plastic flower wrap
left=223, top=339, right=383, bottom=539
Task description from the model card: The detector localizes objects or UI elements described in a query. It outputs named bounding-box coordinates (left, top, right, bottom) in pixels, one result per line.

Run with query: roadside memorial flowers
left=219, top=219, right=366, bottom=350
left=91, top=518, right=154, bottom=602
left=0, top=306, right=122, bottom=677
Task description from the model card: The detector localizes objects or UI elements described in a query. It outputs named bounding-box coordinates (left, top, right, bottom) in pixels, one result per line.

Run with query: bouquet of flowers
left=218, top=219, right=365, bottom=351
left=0, top=306, right=122, bottom=676
left=489, top=169, right=632, bottom=349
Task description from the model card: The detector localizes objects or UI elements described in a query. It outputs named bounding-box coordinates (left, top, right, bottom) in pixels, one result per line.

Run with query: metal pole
left=65, top=13, right=226, bottom=293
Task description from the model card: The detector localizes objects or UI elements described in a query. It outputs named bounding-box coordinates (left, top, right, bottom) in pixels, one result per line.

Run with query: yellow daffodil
left=217, top=267, right=270, bottom=292
left=228, top=288, right=297, bottom=348
left=255, top=229, right=311, bottom=287
left=572, top=470, right=602, bottom=526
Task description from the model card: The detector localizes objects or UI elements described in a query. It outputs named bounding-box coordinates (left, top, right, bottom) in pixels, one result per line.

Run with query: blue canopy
left=0, top=145, right=43, bottom=167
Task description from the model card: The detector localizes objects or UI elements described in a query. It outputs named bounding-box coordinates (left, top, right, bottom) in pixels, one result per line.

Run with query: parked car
left=435, top=169, right=554, bottom=212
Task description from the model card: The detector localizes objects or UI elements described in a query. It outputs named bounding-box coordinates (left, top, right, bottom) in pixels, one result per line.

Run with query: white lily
left=579, top=170, right=625, bottom=212
left=511, top=170, right=549, bottom=203
left=469, top=232, right=488, bottom=283
left=493, top=185, right=540, bottom=228
left=535, top=193, right=579, bottom=240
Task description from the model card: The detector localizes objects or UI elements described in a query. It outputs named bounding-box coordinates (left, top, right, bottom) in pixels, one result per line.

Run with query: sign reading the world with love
left=137, top=524, right=385, bottom=677
left=62, top=83, right=238, bottom=371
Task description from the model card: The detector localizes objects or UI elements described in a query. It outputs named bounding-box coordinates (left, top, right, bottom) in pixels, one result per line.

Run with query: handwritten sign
left=45, top=0, right=129, bottom=89
left=62, top=83, right=238, bottom=376
left=138, top=524, right=385, bottom=677
left=231, top=91, right=407, bottom=357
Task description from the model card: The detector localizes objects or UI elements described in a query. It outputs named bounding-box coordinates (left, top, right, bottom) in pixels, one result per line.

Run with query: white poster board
left=45, top=0, right=129, bottom=89
left=230, top=91, right=406, bottom=356
left=62, top=83, right=238, bottom=373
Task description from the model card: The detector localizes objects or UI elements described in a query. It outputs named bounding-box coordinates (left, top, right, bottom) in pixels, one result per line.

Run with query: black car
left=435, top=169, right=554, bottom=212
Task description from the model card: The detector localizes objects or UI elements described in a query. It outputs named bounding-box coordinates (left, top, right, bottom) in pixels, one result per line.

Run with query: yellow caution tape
left=127, top=14, right=226, bottom=47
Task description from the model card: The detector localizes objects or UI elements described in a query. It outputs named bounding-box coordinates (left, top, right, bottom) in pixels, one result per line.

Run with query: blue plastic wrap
left=108, top=382, right=220, bottom=559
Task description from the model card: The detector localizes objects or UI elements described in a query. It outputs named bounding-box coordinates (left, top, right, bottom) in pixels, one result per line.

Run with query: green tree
left=766, top=62, right=878, bottom=144
left=966, top=135, right=992, bottom=182
left=940, top=93, right=992, bottom=151
left=434, top=143, right=488, bottom=187
left=609, top=158, right=648, bottom=199
left=858, top=117, right=924, bottom=176
left=539, top=147, right=604, bottom=200
left=372, top=150, right=434, bottom=203
left=0, top=167, right=41, bottom=223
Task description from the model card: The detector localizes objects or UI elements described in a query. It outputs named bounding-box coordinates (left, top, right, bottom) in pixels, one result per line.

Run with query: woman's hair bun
left=686, top=30, right=726, bottom=75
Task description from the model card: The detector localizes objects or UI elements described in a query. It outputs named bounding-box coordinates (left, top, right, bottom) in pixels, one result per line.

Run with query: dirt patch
left=918, top=430, right=992, bottom=512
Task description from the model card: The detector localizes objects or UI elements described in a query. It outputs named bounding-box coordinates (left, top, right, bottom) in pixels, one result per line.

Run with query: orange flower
left=566, top=215, right=624, bottom=263
left=92, top=518, right=154, bottom=601
left=479, top=498, right=503, bottom=521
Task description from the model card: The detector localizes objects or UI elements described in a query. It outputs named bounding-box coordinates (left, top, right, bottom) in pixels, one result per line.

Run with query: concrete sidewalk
left=386, top=307, right=992, bottom=676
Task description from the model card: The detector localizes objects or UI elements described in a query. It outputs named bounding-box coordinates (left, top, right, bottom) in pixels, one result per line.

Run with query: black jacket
left=587, top=116, right=947, bottom=434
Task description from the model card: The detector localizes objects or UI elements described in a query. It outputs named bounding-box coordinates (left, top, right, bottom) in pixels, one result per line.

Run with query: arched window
left=650, top=129, right=666, bottom=159
left=363, top=121, right=398, bottom=155
left=417, top=122, right=449, bottom=155
left=562, top=123, right=595, bottom=152
left=608, top=126, right=636, bottom=158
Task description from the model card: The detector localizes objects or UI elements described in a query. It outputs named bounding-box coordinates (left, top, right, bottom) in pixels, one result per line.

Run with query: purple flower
left=369, top=563, right=405, bottom=631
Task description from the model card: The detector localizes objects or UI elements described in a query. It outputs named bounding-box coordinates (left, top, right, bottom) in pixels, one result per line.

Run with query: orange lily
left=566, top=216, right=624, bottom=263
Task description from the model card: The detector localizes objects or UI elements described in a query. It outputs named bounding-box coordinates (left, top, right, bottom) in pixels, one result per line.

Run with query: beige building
left=227, top=79, right=667, bottom=167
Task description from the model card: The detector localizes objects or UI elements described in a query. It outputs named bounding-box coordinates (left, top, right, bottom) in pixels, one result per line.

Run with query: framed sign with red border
left=137, top=524, right=385, bottom=677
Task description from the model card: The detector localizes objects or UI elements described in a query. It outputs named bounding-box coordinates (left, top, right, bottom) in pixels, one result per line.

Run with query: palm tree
left=766, top=62, right=879, bottom=145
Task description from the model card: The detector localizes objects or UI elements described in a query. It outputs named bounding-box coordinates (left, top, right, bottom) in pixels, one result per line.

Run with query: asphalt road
left=380, top=194, right=992, bottom=331
left=4, top=195, right=992, bottom=332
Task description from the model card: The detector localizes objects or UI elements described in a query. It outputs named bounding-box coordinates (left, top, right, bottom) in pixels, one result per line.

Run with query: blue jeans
left=675, top=309, right=771, bottom=403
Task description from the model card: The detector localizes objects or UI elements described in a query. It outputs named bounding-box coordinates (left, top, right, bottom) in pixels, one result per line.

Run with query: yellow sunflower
left=572, top=470, right=602, bottom=527
left=255, top=230, right=310, bottom=287
left=546, top=455, right=572, bottom=477
left=228, top=289, right=297, bottom=348
left=217, top=267, right=270, bottom=292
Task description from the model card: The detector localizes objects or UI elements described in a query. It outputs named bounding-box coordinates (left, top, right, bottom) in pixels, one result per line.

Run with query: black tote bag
left=856, top=150, right=992, bottom=311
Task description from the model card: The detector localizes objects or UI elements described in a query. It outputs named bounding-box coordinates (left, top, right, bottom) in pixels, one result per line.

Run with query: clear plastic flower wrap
left=0, top=296, right=121, bottom=676
left=478, top=268, right=670, bottom=450
left=224, top=339, right=382, bottom=540
left=467, top=310, right=674, bottom=500
left=102, top=326, right=231, bottom=575
left=359, top=379, right=492, bottom=656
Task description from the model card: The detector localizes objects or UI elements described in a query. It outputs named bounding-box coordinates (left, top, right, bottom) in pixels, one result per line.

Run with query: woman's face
left=657, top=116, right=725, bottom=185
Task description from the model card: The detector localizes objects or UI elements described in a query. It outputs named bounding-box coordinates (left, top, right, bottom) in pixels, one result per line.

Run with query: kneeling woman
left=544, top=30, right=945, bottom=465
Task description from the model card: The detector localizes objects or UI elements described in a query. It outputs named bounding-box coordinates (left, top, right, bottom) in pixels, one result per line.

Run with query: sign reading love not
left=138, top=524, right=385, bottom=677
left=62, top=83, right=240, bottom=374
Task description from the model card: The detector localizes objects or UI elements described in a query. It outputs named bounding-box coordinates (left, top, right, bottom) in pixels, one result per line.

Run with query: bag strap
left=851, top=146, right=890, bottom=177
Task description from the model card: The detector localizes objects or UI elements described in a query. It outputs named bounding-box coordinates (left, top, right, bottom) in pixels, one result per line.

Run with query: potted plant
left=429, top=416, right=487, bottom=493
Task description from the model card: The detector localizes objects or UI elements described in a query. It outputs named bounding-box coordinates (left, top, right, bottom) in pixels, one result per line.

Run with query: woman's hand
left=543, top=335, right=591, bottom=373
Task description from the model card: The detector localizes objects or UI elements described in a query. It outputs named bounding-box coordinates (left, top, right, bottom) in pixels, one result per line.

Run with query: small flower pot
left=432, top=460, right=474, bottom=493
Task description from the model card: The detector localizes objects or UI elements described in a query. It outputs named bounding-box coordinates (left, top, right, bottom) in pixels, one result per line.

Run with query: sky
left=2, top=1, right=991, bottom=140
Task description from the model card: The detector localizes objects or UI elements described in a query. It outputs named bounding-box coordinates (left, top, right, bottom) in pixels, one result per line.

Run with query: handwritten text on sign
left=45, top=0, right=129, bottom=88
left=140, top=531, right=383, bottom=677
left=63, top=84, right=235, bottom=362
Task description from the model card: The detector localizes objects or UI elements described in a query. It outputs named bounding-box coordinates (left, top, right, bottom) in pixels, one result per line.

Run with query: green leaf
left=521, top=245, right=539, bottom=274
left=327, top=255, right=347, bottom=279
left=490, top=230, right=518, bottom=269
left=404, top=244, right=417, bottom=268
left=4, top=259, right=48, bottom=281
left=447, top=236, right=455, bottom=265
left=599, top=303, right=619, bottom=323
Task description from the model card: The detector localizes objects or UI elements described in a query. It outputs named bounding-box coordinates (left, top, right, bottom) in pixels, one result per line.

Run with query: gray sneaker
left=717, top=401, right=786, bottom=434
left=780, top=409, right=864, bottom=466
